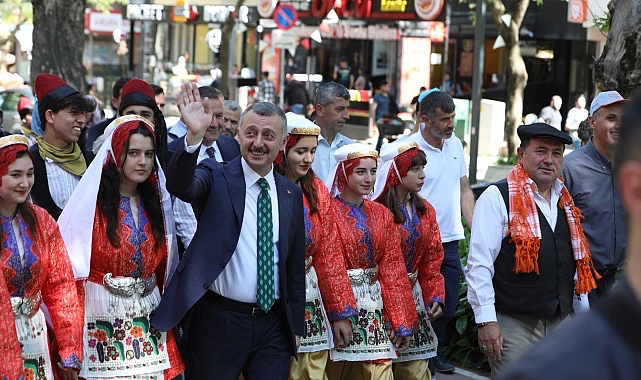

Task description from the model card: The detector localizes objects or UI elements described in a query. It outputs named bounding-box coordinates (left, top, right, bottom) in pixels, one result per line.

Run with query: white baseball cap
left=590, top=91, right=629, bottom=116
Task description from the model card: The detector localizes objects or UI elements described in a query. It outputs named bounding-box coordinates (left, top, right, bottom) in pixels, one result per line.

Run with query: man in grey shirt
left=561, top=91, right=629, bottom=302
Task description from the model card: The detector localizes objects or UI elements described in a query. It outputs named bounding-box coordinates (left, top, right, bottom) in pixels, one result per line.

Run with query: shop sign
left=284, top=0, right=418, bottom=21
left=86, top=11, right=123, bottom=34
left=126, top=4, right=166, bottom=21
left=415, top=0, right=444, bottom=21
left=288, top=24, right=399, bottom=40
left=380, top=0, right=408, bottom=12
left=203, top=5, right=233, bottom=23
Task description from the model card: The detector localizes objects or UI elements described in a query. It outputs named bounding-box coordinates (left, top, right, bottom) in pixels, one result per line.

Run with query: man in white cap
left=561, top=90, right=629, bottom=303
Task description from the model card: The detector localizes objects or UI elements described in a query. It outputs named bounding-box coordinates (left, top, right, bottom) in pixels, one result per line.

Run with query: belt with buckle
left=206, top=291, right=278, bottom=317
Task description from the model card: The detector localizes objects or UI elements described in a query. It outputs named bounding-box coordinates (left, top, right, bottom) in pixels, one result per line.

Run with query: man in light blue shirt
left=311, top=82, right=353, bottom=182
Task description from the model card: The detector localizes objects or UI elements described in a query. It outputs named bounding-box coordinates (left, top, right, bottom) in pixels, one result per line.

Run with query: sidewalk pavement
left=434, top=367, right=490, bottom=380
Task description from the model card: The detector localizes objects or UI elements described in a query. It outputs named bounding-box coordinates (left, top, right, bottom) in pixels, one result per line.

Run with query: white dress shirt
left=311, top=132, right=353, bottom=182
left=45, top=158, right=81, bottom=210
left=184, top=139, right=281, bottom=303
left=464, top=177, right=563, bottom=324
left=174, top=140, right=224, bottom=249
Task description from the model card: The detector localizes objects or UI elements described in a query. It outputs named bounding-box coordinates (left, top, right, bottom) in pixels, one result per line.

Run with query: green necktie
left=256, top=178, right=275, bottom=312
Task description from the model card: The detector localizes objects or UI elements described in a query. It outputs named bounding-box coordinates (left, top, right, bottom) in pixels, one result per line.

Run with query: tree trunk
left=594, top=0, right=641, bottom=97
left=220, top=0, right=245, bottom=99
left=505, top=43, right=527, bottom=157
left=31, top=0, right=87, bottom=93
left=489, top=0, right=530, bottom=158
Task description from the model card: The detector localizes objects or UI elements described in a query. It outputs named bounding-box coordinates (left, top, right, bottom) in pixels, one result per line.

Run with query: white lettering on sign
left=287, top=24, right=399, bottom=40
left=203, top=5, right=233, bottom=23
left=126, top=4, right=165, bottom=21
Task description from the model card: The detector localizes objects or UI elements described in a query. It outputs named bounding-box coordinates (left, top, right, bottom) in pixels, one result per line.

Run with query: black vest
left=29, top=143, right=90, bottom=221
left=492, top=179, right=575, bottom=320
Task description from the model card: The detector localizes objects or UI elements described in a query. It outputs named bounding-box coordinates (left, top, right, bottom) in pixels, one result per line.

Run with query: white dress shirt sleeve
left=464, top=185, right=508, bottom=324
left=184, top=137, right=203, bottom=153
left=173, top=198, right=197, bottom=249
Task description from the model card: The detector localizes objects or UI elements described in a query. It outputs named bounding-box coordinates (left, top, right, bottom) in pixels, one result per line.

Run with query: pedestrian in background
left=539, top=95, right=563, bottom=130
left=565, top=93, right=588, bottom=149
left=223, top=100, right=243, bottom=139
left=258, top=71, right=276, bottom=104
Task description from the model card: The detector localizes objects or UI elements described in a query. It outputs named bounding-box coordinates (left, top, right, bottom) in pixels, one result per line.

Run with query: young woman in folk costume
left=372, top=141, right=445, bottom=380
left=323, top=143, right=418, bottom=380
left=0, top=135, right=83, bottom=380
left=57, top=115, right=182, bottom=379
left=273, top=113, right=357, bottom=380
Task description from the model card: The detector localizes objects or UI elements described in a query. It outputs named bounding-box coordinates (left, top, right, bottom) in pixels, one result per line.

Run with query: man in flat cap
left=463, top=123, right=599, bottom=376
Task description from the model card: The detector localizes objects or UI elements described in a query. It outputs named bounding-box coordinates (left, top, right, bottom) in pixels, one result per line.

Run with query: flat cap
left=517, top=123, right=572, bottom=145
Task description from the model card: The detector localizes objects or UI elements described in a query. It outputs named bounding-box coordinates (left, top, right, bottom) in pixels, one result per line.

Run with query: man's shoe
left=432, top=355, right=456, bottom=374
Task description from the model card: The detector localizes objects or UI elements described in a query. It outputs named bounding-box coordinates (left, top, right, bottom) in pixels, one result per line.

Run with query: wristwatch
left=477, top=321, right=495, bottom=327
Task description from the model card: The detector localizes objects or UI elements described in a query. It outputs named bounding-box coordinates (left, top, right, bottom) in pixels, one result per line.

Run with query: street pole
left=469, top=0, right=485, bottom=185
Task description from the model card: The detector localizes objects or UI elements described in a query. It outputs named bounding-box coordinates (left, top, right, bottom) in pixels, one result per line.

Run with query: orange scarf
left=507, top=163, right=599, bottom=294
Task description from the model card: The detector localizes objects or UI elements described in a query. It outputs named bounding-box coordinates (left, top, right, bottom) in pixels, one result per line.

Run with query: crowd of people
left=0, top=70, right=639, bottom=380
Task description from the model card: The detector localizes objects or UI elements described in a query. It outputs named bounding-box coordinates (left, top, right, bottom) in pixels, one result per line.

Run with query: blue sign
left=273, top=4, right=298, bottom=30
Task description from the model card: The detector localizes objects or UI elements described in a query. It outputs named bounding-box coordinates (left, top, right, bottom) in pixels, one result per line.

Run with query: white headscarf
left=371, top=141, right=420, bottom=200
left=58, top=115, right=179, bottom=288
left=324, top=143, right=378, bottom=198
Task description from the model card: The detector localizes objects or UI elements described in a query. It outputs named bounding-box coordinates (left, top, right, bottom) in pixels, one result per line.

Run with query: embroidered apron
left=330, top=267, right=396, bottom=361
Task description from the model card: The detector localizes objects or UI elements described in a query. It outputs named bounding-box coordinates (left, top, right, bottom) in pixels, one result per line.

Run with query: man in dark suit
left=168, top=86, right=241, bottom=252
left=167, top=86, right=240, bottom=160
left=152, top=83, right=305, bottom=379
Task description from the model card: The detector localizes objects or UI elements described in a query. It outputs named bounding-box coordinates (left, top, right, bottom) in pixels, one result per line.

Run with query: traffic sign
left=273, top=4, right=298, bottom=30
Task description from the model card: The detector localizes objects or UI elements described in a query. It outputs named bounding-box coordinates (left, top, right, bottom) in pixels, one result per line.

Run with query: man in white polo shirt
left=406, top=90, right=475, bottom=375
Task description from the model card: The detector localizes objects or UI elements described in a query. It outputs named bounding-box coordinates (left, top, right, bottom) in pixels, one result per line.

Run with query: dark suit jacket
left=151, top=143, right=306, bottom=355
left=167, top=134, right=240, bottom=162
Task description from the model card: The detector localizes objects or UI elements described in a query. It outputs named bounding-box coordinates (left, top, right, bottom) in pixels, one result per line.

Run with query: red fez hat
left=118, top=79, right=158, bottom=116
left=34, top=73, right=78, bottom=104
left=17, top=96, right=33, bottom=112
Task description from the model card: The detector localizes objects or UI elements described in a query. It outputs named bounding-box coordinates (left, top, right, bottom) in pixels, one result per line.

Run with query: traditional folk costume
left=29, top=74, right=91, bottom=221
left=58, top=115, right=182, bottom=379
left=0, top=135, right=84, bottom=379
left=373, top=142, right=445, bottom=380
left=278, top=114, right=357, bottom=380
left=324, top=144, right=418, bottom=380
